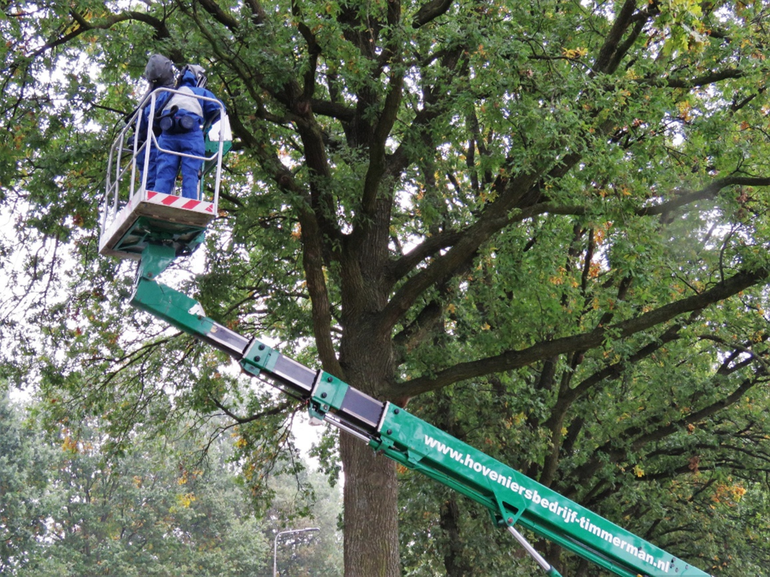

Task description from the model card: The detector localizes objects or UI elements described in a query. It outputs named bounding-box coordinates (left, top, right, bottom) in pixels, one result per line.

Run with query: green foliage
left=0, top=391, right=51, bottom=574
left=0, top=393, right=270, bottom=577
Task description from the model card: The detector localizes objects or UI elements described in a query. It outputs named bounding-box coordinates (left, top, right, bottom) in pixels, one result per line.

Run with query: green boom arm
left=130, top=244, right=712, bottom=577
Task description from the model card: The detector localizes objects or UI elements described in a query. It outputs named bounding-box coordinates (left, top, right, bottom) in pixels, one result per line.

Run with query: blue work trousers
left=138, top=141, right=158, bottom=191
left=155, top=129, right=205, bottom=199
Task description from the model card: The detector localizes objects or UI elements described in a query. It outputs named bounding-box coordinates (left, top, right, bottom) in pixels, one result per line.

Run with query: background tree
left=3, top=0, right=770, bottom=575
left=266, top=469, right=343, bottom=577
left=0, top=390, right=51, bottom=574
left=0, top=392, right=272, bottom=577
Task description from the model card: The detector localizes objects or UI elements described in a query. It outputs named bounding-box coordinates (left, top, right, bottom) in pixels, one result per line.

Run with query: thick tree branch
left=387, top=229, right=463, bottom=281
left=211, top=397, right=294, bottom=424
left=594, top=0, right=638, bottom=74
left=392, top=300, right=445, bottom=359
left=639, top=176, right=770, bottom=217
left=227, top=112, right=341, bottom=376
left=487, top=174, right=770, bottom=224
left=362, top=59, right=404, bottom=215
left=243, top=0, right=267, bottom=24
left=393, top=267, right=769, bottom=397
left=632, top=376, right=765, bottom=452
left=196, top=0, right=240, bottom=31
left=309, top=98, right=356, bottom=122
left=302, top=210, right=342, bottom=376
left=412, top=0, right=453, bottom=28
left=29, top=9, right=174, bottom=59
left=647, top=68, right=746, bottom=90
left=291, top=0, right=321, bottom=100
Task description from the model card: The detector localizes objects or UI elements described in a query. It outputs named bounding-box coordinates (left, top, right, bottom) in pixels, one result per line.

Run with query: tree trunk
left=337, top=325, right=401, bottom=577
left=335, top=206, right=399, bottom=575
left=341, top=433, right=400, bottom=577
left=439, top=497, right=472, bottom=577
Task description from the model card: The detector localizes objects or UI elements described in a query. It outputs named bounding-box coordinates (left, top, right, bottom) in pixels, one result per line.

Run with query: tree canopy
left=0, top=392, right=343, bottom=576
left=3, top=0, right=770, bottom=575
left=0, top=391, right=271, bottom=576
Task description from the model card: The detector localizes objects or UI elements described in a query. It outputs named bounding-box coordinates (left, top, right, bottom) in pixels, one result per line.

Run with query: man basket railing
left=99, top=88, right=231, bottom=261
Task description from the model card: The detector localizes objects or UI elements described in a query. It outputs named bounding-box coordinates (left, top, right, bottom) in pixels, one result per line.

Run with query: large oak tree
left=3, top=0, right=770, bottom=574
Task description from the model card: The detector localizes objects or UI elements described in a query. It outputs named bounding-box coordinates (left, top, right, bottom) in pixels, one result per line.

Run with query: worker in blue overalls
left=154, top=65, right=223, bottom=199
left=137, top=54, right=176, bottom=191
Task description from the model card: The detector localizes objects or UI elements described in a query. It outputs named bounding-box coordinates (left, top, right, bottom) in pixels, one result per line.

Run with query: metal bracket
left=136, top=243, right=176, bottom=283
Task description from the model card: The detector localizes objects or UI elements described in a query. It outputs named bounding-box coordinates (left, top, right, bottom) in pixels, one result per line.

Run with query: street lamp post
left=272, top=527, right=319, bottom=577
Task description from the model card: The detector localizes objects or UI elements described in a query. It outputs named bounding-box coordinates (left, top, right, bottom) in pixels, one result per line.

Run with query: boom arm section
left=130, top=245, right=711, bottom=577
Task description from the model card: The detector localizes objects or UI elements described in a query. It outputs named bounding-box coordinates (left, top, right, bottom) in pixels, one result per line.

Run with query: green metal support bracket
left=136, top=243, right=177, bottom=281
left=131, top=276, right=216, bottom=339
left=130, top=244, right=251, bottom=358
left=308, top=371, right=349, bottom=421
left=240, top=340, right=279, bottom=378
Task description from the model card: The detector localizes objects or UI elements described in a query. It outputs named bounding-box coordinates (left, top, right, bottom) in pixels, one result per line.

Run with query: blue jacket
left=139, top=70, right=220, bottom=142
left=154, top=71, right=223, bottom=134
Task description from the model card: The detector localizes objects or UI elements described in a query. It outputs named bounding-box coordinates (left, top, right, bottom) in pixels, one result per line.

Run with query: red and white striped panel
left=146, top=191, right=215, bottom=214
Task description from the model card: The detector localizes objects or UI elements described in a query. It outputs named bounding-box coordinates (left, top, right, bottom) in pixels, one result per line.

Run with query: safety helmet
left=143, top=54, right=176, bottom=89
left=180, top=64, right=207, bottom=88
